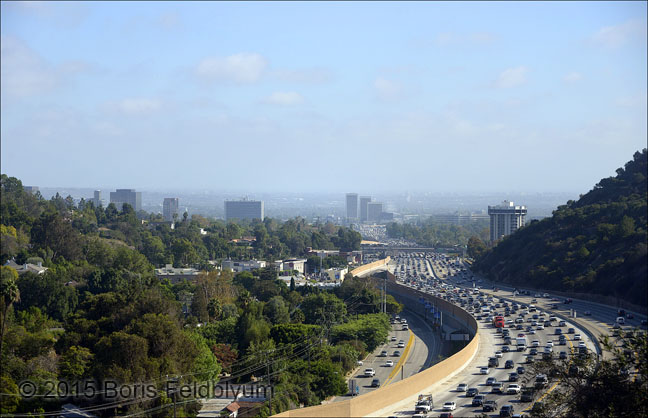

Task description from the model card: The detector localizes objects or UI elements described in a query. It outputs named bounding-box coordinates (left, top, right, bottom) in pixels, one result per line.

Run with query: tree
left=59, top=345, right=94, bottom=379
left=264, top=296, right=290, bottom=325
left=528, top=329, right=647, bottom=417
left=301, top=292, right=347, bottom=325
left=0, top=266, right=20, bottom=361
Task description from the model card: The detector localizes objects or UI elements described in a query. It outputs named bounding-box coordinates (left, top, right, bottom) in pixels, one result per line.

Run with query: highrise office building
left=346, top=193, right=358, bottom=220
left=110, top=189, right=142, bottom=211
left=225, top=199, right=264, bottom=221
left=359, top=196, right=372, bottom=222
left=92, top=190, right=103, bottom=207
left=367, top=202, right=384, bottom=222
left=488, top=200, right=527, bottom=242
left=163, top=198, right=179, bottom=222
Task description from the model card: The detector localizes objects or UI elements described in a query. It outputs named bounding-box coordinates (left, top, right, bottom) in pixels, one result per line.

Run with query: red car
left=439, top=413, right=453, bottom=418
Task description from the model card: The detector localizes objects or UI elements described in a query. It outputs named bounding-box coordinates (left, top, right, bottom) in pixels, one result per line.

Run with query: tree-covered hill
left=472, top=149, right=647, bottom=307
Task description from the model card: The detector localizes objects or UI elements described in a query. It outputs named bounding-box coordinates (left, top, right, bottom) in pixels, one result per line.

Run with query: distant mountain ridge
left=473, top=149, right=647, bottom=307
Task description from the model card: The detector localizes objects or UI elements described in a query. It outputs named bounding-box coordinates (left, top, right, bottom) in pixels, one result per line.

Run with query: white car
left=537, top=325, right=545, bottom=330
left=391, top=336, right=397, bottom=341
left=385, top=360, right=394, bottom=367
left=506, top=384, right=521, bottom=394
left=364, top=368, right=375, bottom=377
left=443, top=401, right=456, bottom=411
left=495, top=351, right=503, bottom=358
left=578, top=341, right=587, bottom=348
left=356, top=360, right=363, bottom=366
left=547, top=341, right=554, bottom=347
left=457, top=383, right=468, bottom=392
left=480, top=367, right=490, bottom=375
left=532, top=340, right=540, bottom=347
left=574, top=334, right=582, bottom=340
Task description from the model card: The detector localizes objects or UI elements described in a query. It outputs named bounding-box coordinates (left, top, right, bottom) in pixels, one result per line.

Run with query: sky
left=1, top=1, right=646, bottom=194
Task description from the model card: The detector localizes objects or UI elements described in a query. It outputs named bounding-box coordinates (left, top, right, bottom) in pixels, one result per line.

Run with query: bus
left=493, top=315, right=505, bottom=328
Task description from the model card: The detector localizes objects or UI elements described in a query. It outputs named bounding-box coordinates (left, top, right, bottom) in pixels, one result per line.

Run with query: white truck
left=414, top=394, right=434, bottom=413
left=516, top=336, right=527, bottom=351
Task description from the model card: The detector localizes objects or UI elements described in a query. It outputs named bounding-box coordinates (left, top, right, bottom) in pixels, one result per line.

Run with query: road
left=333, top=308, right=441, bottom=401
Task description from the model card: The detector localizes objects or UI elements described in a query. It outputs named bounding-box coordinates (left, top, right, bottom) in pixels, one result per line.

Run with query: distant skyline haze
left=1, top=1, right=646, bottom=194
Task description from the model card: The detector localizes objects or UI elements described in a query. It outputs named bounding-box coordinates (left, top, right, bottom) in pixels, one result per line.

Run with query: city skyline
left=1, top=2, right=646, bottom=193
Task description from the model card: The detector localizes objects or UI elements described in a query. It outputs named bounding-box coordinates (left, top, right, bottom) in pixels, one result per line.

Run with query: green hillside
left=472, top=149, right=647, bottom=307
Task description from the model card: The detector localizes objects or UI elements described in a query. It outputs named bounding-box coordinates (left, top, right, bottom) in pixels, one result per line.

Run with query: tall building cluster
left=345, top=193, right=392, bottom=223
left=163, top=198, right=179, bottom=222
left=109, top=189, right=142, bottom=211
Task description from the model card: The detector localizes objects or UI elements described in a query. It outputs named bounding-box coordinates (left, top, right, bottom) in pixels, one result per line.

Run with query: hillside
left=473, top=149, right=647, bottom=307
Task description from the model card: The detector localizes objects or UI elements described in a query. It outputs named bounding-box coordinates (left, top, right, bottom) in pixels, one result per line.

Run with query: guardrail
left=272, top=282, right=479, bottom=417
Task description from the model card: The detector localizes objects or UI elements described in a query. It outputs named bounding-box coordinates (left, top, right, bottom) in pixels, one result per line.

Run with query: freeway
left=378, top=252, right=600, bottom=417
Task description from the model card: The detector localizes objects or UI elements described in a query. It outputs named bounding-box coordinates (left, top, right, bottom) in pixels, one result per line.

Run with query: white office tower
left=346, top=193, right=358, bottom=220
left=488, top=200, right=527, bottom=242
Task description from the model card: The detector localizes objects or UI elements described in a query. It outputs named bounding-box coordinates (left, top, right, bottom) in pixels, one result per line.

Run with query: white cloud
left=196, top=53, right=267, bottom=83
left=261, top=91, right=304, bottom=106
left=563, top=72, right=583, bottom=83
left=592, top=19, right=647, bottom=49
left=117, top=98, right=162, bottom=115
left=1, top=35, right=59, bottom=98
left=273, top=68, right=332, bottom=84
left=433, top=31, right=497, bottom=46
left=494, top=66, right=528, bottom=88
left=374, top=77, right=403, bottom=101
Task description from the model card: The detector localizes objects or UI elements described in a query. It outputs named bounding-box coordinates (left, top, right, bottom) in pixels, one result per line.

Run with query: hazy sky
left=1, top=1, right=646, bottom=193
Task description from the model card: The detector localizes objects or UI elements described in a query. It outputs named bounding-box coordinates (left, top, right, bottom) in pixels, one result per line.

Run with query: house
left=221, top=259, right=266, bottom=273
left=273, top=259, right=307, bottom=274
left=154, top=264, right=200, bottom=283
left=3, top=259, right=49, bottom=275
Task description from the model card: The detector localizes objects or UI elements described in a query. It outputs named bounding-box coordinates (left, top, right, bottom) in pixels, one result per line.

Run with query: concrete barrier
left=272, top=283, right=479, bottom=418
left=350, top=257, right=391, bottom=277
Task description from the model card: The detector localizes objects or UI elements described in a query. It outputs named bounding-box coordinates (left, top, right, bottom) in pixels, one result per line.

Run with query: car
left=466, top=387, right=479, bottom=397
left=529, top=348, right=538, bottom=356
left=371, top=378, right=380, bottom=387
left=559, top=320, right=566, bottom=327
left=529, top=329, right=536, bottom=334
left=508, top=372, right=518, bottom=382
left=390, top=336, right=397, bottom=341
left=480, top=367, right=490, bottom=375
left=506, top=384, right=521, bottom=394
left=356, top=360, right=363, bottom=366
left=486, top=377, right=497, bottom=386
left=443, top=401, right=456, bottom=411
left=456, top=383, right=467, bottom=392
left=500, top=404, right=515, bottom=417
left=574, top=334, right=582, bottom=340
left=495, top=350, right=503, bottom=358
left=547, top=341, right=554, bottom=347
left=492, top=382, right=503, bottom=393
left=364, top=368, right=375, bottom=377
left=532, top=340, right=540, bottom=347
left=536, top=325, right=544, bottom=330
left=526, top=356, right=535, bottom=364
left=578, top=341, right=586, bottom=348
left=385, top=360, right=394, bottom=367
left=505, top=360, right=515, bottom=369
left=502, top=345, right=510, bottom=353
left=555, top=328, right=563, bottom=335
left=483, top=400, right=499, bottom=412
left=559, top=351, right=568, bottom=359
left=472, top=395, right=485, bottom=406
left=397, top=342, right=405, bottom=348
left=393, top=350, right=401, bottom=357
left=380, top=350, right=388, bottom=357
left=568, top=327, right=575, bottom=334
left=439, top=414, right=453, bottom=418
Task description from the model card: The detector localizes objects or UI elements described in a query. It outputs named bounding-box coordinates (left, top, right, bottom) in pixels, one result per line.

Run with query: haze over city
left=2, top=1, right=646, bottom=194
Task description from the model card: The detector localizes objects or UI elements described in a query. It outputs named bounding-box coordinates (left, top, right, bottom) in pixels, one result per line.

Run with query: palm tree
left=1, top=267, right=21, bottom=360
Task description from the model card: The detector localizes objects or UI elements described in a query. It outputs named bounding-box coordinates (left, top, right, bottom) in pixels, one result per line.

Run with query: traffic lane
left=347, top=325, right=410, bottom=397
left=387, top=310, right=438, bottom=384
